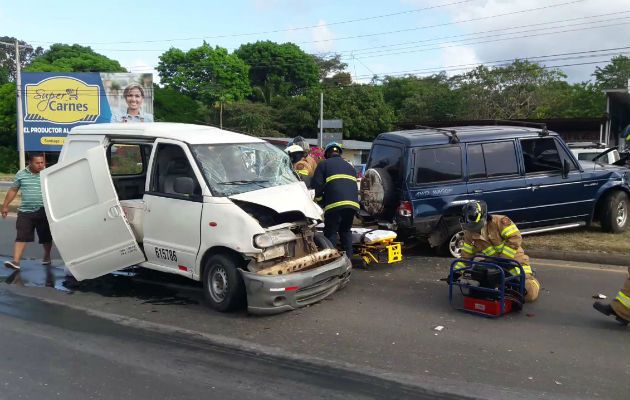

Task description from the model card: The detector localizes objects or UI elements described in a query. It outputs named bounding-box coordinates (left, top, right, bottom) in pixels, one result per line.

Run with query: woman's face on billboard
left=125, top=88, right=143, bottom=113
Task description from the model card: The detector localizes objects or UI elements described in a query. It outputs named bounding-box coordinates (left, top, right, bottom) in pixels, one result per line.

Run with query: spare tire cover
left=360, top=168, right=395, bottom=217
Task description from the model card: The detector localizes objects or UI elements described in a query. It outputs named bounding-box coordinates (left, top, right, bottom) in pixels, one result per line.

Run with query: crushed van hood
left=229, top=182, right=323, bottom=221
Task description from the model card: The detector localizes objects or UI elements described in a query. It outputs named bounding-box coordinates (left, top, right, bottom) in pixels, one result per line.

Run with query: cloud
left=437, top=44, right=481, bottom=76
left=311, top=20, right=335, bottom=53
left=433, top=0, right=630, bottom=82
left=250, top=0, right=278, bottom=11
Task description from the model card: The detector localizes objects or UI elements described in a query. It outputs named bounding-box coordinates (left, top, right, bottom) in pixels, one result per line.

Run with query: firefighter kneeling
left=453, top=200, right=540, bottom=303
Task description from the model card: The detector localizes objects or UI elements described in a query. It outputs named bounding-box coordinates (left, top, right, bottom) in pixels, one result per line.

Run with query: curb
left=529, top=250, right=629, bottom=267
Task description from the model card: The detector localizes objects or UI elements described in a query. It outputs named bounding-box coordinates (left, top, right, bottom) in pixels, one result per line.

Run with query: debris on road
left=593, top=293, right=607, bottom=299
left=434, top=325, right=444, bottom=331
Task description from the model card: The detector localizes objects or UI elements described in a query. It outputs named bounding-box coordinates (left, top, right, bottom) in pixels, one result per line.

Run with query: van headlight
left=254, top=229, right=296, bottom=248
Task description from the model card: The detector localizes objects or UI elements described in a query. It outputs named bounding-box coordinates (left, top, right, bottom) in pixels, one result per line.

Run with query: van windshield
left=191, top=143, right=299, bottom=196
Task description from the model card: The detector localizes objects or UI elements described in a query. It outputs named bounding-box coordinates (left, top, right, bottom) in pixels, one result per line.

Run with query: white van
left=41, top=123, right=351, bottom=314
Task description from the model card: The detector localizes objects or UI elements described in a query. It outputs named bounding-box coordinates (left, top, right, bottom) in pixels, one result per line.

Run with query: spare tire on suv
left=360, top=168, right=396, bottom=218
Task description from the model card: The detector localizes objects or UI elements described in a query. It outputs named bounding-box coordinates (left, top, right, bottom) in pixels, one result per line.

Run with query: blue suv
left=359, top=125, right=630, bottom=257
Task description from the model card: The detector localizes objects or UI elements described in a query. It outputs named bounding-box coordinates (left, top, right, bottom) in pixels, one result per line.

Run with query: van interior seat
left=162, top=158, right=192, bottom=194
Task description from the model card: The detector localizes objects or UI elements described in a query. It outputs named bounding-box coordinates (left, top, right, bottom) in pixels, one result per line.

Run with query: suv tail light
left=397, top=201, right=412, bottom=218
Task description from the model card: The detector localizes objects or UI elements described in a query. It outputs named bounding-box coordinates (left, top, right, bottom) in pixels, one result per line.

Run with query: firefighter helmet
left=461, top=200, right=488, bottom=232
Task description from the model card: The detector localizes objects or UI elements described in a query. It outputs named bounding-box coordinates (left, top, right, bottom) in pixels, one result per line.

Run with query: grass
left=0, top=173, right=15, bottom=182
left=524, top=224, right=630, bottom=255
left=0, top=189, right=21, bottom=214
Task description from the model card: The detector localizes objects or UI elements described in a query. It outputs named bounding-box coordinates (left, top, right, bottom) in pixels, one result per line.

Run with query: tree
left=234, top=41, right=319, bottom=98
left=0, top=37, right=44, bottom=85
left=0, top=82, right=18, bottom=172
left=314, top=85, right=395, bottom=140
left=158, top=42, right=251, bottom=106
left=452, top=60, right=566, bottom=119
left=313, top=53, right=348, bottom=81
left=593, top=56, right=630, bottom=90
left=153, top=86, right=200, bottom=123
left=26, top=43, right=126, bottom=73
left=382, top=73, right=461, bottom=122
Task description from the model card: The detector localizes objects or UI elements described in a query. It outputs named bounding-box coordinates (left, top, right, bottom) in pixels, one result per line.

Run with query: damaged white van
left=41, top=123, right=351, bottom=314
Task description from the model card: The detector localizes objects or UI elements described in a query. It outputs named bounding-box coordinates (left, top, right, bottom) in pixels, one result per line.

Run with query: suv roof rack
left=493, top=120, right=549, bottom=137
left=414, top=125, right=460, bottom=144
left=566, top=141, right=607, bottom=149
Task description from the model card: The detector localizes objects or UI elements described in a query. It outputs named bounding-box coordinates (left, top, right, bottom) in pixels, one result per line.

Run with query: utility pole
left=319, top=92, right=323, bottom=148
left=15, top=39, right=25, bottom=170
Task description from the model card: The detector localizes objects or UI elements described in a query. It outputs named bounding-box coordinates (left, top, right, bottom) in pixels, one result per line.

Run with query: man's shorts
left=16, top=208, right=52, bottom=243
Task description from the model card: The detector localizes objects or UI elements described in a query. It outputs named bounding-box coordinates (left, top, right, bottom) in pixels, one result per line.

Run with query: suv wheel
left=600, top=191, right=629, bottom=233
left=437, top=229, right=465, bottom=258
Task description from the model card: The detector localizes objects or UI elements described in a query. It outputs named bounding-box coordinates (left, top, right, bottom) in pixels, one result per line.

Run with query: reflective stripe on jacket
left=311, top=156, right=359, bottom=213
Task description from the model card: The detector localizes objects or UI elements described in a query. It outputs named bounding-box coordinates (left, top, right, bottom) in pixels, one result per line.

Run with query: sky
left=1, top=0, right=629, bottom=84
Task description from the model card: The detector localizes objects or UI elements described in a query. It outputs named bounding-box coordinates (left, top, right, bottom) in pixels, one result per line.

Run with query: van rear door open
left=41, top=146, right=146, bottom=280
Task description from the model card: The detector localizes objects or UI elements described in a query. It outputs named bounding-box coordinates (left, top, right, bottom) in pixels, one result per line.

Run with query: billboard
left=20, top=72, right=153, bottom=151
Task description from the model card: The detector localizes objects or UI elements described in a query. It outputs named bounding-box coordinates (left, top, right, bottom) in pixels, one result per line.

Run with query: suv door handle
left=530, top=184, right=541, bottom=191
left=473, top=189, right=483, bottom=194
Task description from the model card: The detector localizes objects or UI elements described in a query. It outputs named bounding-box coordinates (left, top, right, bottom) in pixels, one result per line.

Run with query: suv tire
left=360, top=168, right=395, bottom=217
left=313, top=233, right=334, bottom=250
left=600, top=191, right=629, bottom=233
left=437, top=229, right=465, bottom=258
left=203, top=253, right=245, bottom=312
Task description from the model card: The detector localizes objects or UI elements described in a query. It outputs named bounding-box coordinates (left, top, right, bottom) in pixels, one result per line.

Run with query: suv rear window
left=467, top=141, right=519, bottom=179
left=414, top=146, right=462, bottom=184
left=366, top=144, right=403, bottom=185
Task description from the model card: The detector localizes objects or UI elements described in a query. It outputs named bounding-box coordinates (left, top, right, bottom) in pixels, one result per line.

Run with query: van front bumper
left=239, top=255, right=352, bottom=315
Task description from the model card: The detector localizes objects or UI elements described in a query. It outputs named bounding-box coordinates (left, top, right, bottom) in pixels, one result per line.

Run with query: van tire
left=600, top=191, right=629, bottom=233
left=360, top=168, right=395, bottom=217
left=202, top=253, right=245, bottom=312
left=314, top=233, right=334, bottom=250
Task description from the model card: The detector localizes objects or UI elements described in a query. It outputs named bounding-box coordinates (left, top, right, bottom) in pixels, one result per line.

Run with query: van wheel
left=313, top=233, right=334, bottom=250
left=360, top=168, right=395, bottom=218
left=436, top=230, right=465, bottom=258
left=203, top=253, right=245, bottom=312
left=600, top=191, right=629, bottom=233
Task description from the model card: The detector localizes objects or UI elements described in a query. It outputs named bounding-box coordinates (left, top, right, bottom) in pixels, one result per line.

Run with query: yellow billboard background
left=25, top=77, right=100, bottom=124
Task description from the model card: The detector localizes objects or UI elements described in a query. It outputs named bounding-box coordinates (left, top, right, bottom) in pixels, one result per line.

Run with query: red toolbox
left=464, top=296, right=513, bottom=316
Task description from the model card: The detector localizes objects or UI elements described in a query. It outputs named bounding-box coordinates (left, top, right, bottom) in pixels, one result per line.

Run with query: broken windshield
left=191, top=143, right=298, bottom=196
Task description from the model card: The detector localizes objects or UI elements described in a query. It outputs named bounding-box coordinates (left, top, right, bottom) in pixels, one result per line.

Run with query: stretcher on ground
left=448, top=255, right=525, bottom=318
left=350, top=228, right=402, bottom=268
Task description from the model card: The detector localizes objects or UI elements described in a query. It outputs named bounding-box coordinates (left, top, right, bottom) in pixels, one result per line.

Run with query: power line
left=24, top=0, right=482, bottom=46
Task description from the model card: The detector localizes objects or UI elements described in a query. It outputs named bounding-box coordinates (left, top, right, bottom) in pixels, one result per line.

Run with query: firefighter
left=290, top=136, right=318, bottom=177
left=285, top=144, right=312, bottom=186
left=593, top=131, right=630, bottom=325
left=312, top=142, right=359, bottom=258
left=453, top=200, right=541, bottom=303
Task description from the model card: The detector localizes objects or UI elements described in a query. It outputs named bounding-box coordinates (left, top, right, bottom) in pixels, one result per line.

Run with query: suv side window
left=467, top=141, right=519, bottom=179
left=520, top=138, right=566, bottom=174
left=414, top=146, right=462, bottom=185
left=150, top=143, right=201, bottom=198
left=366, top=144, right=403, bottom=185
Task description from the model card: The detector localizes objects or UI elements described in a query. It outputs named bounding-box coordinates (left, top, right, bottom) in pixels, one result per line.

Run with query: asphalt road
left=0, top=289, right=465, bottom=400
left=0, top=216, right=628, bottom=399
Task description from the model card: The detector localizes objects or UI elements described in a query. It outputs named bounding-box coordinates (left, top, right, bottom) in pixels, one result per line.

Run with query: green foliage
left=593, top=56, right=630, bottom=90
left=452, top=60, right=567, bottom=119
left=158, top=42, right=251, bottom=105
left=382, top=73, right=461, bottom=122
left=235, top=41, right=319, bottom=98
left=0, top=37, right=44, bottom=85
left=221, top=100, right=282, bottom=137
left=26, top=43, right=126, bottom=73
left=0, top=83, right=16, bottom=148
left=0, top=146, right=18, bottom=173
left=314, top=85, right=395, bottom=140
left=153, top=86, right=200, bottom=123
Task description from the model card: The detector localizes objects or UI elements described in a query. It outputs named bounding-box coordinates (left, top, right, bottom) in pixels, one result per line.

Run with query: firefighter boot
left=593, top=301, right=629, bottom=326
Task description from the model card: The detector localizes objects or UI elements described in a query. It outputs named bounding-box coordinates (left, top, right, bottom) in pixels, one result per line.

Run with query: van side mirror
left=174, top=176, right=195, bottom=196
left=562, top=159, right=570, bottom=179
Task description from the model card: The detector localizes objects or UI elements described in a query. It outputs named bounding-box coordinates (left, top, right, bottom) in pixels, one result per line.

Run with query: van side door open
left=41, top=146, right=146, bottom=280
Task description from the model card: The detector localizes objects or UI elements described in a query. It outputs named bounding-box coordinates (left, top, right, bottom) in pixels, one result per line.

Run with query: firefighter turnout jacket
left=294, top=155, right=318, bottom=178
left=454, top=214, right=540, bottom=302
left=612, top=267, right=630, bottom=322
left=312, top=155, right=359, bottom=213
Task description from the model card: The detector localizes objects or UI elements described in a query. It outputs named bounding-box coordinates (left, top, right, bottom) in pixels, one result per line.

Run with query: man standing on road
left=453, top=200, right=541, bottom=303
left=312, top=142, right=359, bottom=258
left=1, top=153, right=52, bottom=270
